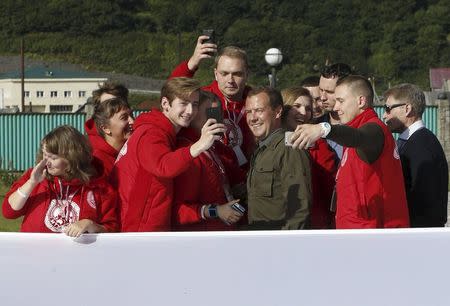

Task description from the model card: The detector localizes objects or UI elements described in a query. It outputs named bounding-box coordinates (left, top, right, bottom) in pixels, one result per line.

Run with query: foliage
left=0, top=0, right=448, bottom=91
left=0, top=166, right=21, bottom=232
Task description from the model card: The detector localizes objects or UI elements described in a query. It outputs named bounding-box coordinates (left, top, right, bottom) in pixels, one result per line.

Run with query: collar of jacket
left=257, top=128, right=284, bottom=150
left=209, top=80, right=252, bottom=105
left=345, top=108, right=378, bottom=129
left=85, top=119, right=118, bottom=157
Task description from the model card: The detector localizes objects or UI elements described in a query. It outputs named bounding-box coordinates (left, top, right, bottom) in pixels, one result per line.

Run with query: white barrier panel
left=1, top=229, right=450, bottom=306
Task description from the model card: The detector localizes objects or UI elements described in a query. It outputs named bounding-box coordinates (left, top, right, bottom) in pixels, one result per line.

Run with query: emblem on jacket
left=393, top=146, right=400, bottom=160
left=87, top=191, right=97, bottom=209
left=44, top=199, right=80, bottom=232
left=224, top=118, right=243, bottom=147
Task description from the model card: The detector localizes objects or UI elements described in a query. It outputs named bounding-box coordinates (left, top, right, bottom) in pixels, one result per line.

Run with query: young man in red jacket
left=169, top=36, right=255, bottom=169
left=112, top=77, right=225, bottom=232
left=290, top=75, right=410, bottom=229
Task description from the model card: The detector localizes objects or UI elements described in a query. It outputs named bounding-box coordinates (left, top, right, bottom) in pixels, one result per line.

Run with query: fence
left=0, top=107, right=438, bottom=171
left=0, top=111, right=146, bottom=171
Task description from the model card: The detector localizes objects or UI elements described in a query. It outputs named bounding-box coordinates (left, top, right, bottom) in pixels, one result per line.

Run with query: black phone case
left=202, top=29, right=215, bottom=44
left=206, top=106, right=223, bottom=124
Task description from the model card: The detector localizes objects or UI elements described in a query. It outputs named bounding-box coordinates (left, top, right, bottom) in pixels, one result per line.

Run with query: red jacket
left=85, top=118, right=118, bottom=178
left=2, top=169, right=119, bottom=233
left=112, top=109, right=194, bottom=232
left=335, top=109, right=410, bottom=229
left=173, top=128, right=237, bottom=231
left=170, top=60, right=255, bottom=172
left=308, top=139, right=337, bottom=229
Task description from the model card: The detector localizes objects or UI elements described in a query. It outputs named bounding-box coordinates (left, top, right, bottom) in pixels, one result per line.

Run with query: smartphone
left=285, top=131, right=294, bottom=146
left=231, top=202, right=246, bottom=214
left=285, top=131, right=314, bottom=148
left=202, top=29, right=215, bottom=44
left=202, top=29, right=215, bottom=57
left=206, top=106, right=223, bottom=124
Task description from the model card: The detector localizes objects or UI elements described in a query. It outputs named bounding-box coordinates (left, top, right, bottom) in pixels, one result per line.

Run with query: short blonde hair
left=215, top=46, right=249, bottom=71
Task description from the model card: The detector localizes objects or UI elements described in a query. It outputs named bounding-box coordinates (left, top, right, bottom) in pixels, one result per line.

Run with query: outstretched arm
left=291, top=123, right=384, bottom=164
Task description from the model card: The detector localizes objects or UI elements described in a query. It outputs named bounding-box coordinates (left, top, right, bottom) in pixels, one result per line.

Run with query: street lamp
left=265, top=48, right=283, bottom=88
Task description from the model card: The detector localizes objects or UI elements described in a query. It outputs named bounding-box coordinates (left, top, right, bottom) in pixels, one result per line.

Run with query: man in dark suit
left=383, top=83, right=449, bottom=227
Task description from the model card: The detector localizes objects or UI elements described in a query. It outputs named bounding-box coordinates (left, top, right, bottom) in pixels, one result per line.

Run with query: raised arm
left=168, top=36, right=217, bottom=79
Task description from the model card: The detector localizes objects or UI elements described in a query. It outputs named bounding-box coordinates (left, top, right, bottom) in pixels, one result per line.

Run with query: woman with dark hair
left=2, top=125, right=119, bottom=236
left=86, top=98, right=134, bottom=177
left=281, top=87, right=337, bottom=229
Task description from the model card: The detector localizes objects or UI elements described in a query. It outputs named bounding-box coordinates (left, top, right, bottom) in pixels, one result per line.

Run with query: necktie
left=396, top=138, right=407, bottom=152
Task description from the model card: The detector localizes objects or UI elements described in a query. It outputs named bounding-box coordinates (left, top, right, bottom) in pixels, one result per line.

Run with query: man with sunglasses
left=383, top=84, right=448, bottom=227
left=290, top=75, right=410, bottom=229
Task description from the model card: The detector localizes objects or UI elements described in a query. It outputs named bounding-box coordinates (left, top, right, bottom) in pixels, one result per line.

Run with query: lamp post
left=265, top=48, right=283, bottom=88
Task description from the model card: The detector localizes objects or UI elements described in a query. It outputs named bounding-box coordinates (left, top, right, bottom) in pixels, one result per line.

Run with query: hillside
left=0, top=0, right=449, bottom=90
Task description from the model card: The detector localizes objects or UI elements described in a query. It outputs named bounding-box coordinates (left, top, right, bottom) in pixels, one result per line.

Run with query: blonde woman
left=282, top=87, right=337, bottom=229
left=2, top=125, right=119, bottom=236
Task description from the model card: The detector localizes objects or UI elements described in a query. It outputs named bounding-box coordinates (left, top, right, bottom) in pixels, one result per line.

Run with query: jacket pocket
left=253, top=165, right=274, bottom=197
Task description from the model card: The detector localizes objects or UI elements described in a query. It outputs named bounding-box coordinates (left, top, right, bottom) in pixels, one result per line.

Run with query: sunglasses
left=384, top=103, right=406, bottom=113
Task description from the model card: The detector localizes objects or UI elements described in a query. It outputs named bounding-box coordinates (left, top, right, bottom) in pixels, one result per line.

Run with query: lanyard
left=54, top=179, right=79, bottom=223
left=205, top=148, right=234, bottom=202
left=224, top=98, right=245, bottom=126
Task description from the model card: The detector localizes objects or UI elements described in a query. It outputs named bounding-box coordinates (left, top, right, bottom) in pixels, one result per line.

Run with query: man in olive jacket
left=245, top=87, right=312, bottom=230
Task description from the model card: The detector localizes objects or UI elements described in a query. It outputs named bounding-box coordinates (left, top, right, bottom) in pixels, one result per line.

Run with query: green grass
left=0, top=183, right=22, bottom=232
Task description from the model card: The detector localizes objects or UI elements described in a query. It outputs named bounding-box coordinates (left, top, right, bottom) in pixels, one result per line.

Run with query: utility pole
left=20, top=37, right=25, bottom=112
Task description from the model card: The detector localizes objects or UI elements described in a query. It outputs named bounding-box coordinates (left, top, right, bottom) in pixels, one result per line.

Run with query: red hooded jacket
left=112, top=109, right=194, bottom=232
left=170, top=60, right=255, bottom=172
left=85, top=118, right=118, bottom=178
left=173, top=128, right=238, bottom=231
left=308, top=139, right=337, bottom=229
left=335, top=109, right=410, bottom=228
left=2, top=169, right=119, bottom=233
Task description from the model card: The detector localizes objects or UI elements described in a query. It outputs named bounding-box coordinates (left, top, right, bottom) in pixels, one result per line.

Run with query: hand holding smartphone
left=202, top=29, right=215, bottom=44
left=231, top=202, right=246, bottom=214
left=285, top=131, right=294, bottom=146
left=286, top=131, right=314, bottom=148
left=202, top=29, right=215, bottom=57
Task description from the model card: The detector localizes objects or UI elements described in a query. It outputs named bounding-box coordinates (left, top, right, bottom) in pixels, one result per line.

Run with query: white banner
left=1, top=229, right=449, bottom=306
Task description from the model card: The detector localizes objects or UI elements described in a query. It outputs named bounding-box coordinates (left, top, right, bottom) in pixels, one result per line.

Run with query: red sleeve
left=173, top=156, right=203, bottom=225
left=137, top=128, right=194, bottom=179
left=2, top=169, right=33, bottom=219
left=168, top=60, right=196, bottom=79
left=96, top=183, right=120, bottom=232
left=309, top=140, right=337, bottom=179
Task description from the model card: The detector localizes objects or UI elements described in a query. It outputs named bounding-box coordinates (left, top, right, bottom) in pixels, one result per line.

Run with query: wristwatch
left=208, top=204, right=218, bottom=218
left=319, top=122, right=331, bottom=138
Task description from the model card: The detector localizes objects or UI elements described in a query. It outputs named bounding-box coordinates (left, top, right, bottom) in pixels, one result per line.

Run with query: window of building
left=64, top=91, right=72, bottom=98
left=50, top=105, right=73, bottom=113
left=78, top=91, right=86, bottom=98
left=36, top=91, right=44, bottom=98
left=50, top=91, right=58, bottom=98
left=24, top=91, right=30, bottom=97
